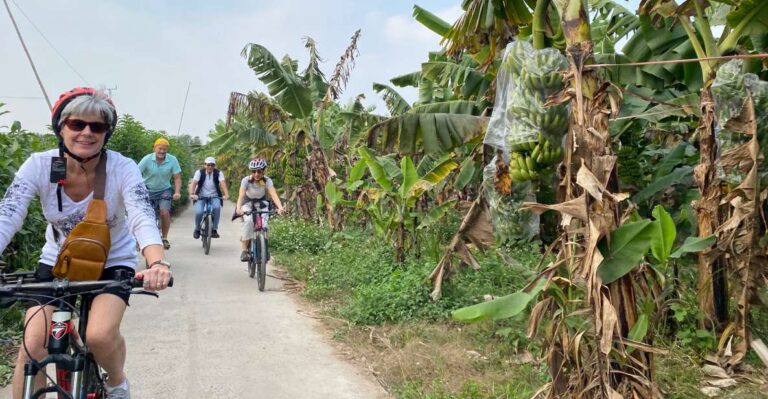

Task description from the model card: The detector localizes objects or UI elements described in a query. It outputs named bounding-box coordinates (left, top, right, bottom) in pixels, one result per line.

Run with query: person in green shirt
left=138, top=138, right=182, bottom=249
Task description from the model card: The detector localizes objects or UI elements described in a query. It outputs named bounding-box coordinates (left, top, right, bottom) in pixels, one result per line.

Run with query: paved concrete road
left=1, top=202, right=388, bottom=399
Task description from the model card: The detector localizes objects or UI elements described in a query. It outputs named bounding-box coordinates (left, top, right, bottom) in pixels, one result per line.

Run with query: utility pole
left=4, top=0, right=52, bottom=110
left=176, top=81, right=191, bottom=136
left=106, top=86, right=117, bottom=98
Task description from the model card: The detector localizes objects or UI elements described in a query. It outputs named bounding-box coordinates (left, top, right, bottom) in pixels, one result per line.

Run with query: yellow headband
left=154, top=138, right=170, bottom=147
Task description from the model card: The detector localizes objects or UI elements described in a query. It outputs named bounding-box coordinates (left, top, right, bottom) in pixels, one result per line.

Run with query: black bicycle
left=243, top=204, right=276, bottom=291
left=0, top=270, right=172, bottom=399
left=195, top=196, right=219, bottom=255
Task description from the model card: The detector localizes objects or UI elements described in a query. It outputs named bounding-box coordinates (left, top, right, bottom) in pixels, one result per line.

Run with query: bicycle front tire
left=203, top=214, right=212, bottom=255
left=83, top=353, right=106, bottom=398
left=257, top=233, right=267, bottom=291
left=248, top=239, right=256, bottom=279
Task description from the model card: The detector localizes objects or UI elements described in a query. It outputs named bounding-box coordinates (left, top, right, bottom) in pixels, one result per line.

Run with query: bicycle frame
left=149, top=192, right=173, bottom=231
left=24, top=297, right=93, bottom=399
left=199, top=197, right=216, bottom=232
left=244, top=202, right=276, bottom=290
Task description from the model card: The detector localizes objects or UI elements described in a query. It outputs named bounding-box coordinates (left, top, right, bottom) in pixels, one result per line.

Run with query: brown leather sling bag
left=53, top=152, right=111, bottom=281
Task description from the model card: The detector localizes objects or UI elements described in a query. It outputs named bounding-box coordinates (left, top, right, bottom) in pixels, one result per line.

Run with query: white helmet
left=204, top=156, right=216, bottom=165
left=249, top=157, right=267, bottom=170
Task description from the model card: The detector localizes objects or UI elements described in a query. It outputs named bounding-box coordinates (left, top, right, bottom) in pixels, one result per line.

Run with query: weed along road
left=0, top=203, right=387, bottom=399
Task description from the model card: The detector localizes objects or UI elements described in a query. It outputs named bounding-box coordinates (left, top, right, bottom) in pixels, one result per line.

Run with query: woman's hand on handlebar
left=236, top=206, right=243, bottom=216
left=277, top=206, right=286, bottom=215
left=137, top=264, right=172, bottom=291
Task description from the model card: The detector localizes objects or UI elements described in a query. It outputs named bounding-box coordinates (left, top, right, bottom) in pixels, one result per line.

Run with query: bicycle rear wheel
left=257, top=234, right=267, bottom=291
left=248, top=240, right=256, bottom=278
left=203, top=214, right=212, bottom=255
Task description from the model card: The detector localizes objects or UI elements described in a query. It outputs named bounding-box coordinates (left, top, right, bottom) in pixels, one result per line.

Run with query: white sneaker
left=106, top=378, right=130, bottom=399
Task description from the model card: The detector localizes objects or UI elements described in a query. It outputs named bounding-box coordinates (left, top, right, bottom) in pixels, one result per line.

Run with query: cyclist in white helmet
left=235, top=157, right=284, bottom=261
left=189, top=156, right=229, bottom=239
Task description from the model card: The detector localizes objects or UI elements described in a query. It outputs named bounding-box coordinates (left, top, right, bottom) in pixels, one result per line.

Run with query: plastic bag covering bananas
left=483, top=158, right=539, bottom=241
left=711, top=59, right=768, bottom=186
left=502, top=42, right=569, bottom=144
left=483, top=41, right=568, bottom=180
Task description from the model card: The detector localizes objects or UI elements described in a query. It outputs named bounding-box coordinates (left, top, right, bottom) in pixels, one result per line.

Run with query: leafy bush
left=269, top=216, right=330, bottom=255
left=0, top=127, right=54, bottom=272
left=340, top=259, right=447, bottom=324
left=271, top=217, right=541, bottom=326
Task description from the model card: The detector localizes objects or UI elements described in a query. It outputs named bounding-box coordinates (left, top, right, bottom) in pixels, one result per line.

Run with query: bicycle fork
left=23, top=308, right=86, bottom=399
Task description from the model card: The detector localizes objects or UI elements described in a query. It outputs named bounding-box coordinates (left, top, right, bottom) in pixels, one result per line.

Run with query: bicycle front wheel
left=83, top=353, right=106, bottom=398
left=257, top=234, right=267, bottom=291
left=203, top=214, right=212, bottom=255
left=248, top=239, right=256, bottom=279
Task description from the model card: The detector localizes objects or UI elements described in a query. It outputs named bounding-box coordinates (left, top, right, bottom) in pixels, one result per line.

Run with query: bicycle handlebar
left=0, top=274, right=174, bottom=303
left=243, top=209, right=278, bottom=216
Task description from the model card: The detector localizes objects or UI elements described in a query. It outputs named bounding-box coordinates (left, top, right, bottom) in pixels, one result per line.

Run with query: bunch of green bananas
left=283, top=166, right=305, bottom=186
left=520, top=69, right=563, bottom=92
left=507, top=105, right=569, bottom=137
left=508, top=135, right=563, bottom=183
left=510, top=152, right=540, bottom=182
left=501, top=41, right=531, bottom=77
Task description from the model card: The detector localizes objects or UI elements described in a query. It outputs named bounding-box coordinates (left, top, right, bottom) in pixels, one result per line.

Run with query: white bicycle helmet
left=249, top=157, right=267, bottom=170
left=204, top=156, right=216, bottom=165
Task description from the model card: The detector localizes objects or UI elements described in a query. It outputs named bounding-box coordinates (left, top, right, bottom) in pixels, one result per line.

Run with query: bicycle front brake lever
left=131, top=289, right=160, bottom=298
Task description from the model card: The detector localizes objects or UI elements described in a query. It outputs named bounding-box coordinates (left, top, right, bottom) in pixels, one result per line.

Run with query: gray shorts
left=148, top=188, right=173, bottom=210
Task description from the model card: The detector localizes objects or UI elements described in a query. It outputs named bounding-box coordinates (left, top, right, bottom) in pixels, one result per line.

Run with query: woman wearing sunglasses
left=235, top=157, right=285, bottom=262
left=0, top=87, right=171, bottom=398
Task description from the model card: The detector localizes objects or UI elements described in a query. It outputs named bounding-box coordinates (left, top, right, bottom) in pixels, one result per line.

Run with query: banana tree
left=352, top=147, right=458, bottom=262
left=238, top=31, right=363, bottom=225
left=638, top=0, right=768, bottom=341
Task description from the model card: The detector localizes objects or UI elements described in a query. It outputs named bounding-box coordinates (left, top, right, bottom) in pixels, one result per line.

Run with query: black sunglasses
left=252, top=169, right=265, bottom=173
left=63, top=119, right=110, bottom=134
left=205, top=163, right=215, bottom=166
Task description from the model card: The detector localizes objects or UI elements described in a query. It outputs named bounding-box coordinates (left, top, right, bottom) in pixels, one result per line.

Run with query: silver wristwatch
left=149, top=259, right=171, bottom=269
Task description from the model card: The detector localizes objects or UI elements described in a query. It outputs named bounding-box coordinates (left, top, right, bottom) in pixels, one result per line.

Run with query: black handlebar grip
left=132, top=276, right=174, bottom=288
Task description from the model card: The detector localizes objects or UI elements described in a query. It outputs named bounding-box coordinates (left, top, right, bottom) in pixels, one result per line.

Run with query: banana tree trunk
left=547, top=0, right=658, bottom=397
left=693, top=88, right=727, bottom=328
left=397, top=213, right=405, bottom=263
left=307, top=130, right=336, bottom=227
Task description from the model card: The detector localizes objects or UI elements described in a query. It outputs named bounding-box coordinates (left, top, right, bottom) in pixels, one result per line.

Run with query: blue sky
left=1, top=0, right=641, bottom=140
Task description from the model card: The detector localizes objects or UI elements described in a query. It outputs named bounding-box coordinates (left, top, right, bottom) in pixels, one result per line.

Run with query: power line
left=0, top=96, right=45, bottom=100
left=10, top=0, right=90, bottom=85
left=3, top=0, right=51, bottom=110
left=176, top=81, right=191, bottom=136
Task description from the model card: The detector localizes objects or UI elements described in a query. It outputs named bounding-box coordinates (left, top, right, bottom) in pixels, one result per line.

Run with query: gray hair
left=58, top=90, right=116, bottom=128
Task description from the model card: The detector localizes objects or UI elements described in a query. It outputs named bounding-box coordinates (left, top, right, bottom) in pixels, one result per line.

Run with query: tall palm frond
left=420, top=58, right=493, bottom=99
left=324, top=29, right=362, bottom=102
left=443, top=0, right=536, bottom=66
left=373, top=83, right=412, bottom=115
left=390, top=71, right=422, bottom=88
left=367, top=113, right=488, bottom=154
left=241, top=44, right=313, bottom=118
left=301, top=37, right=330, bottom=99
left=412, top=5, right=453, bottom=37
left=227, top=91, right=289, bottom=131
